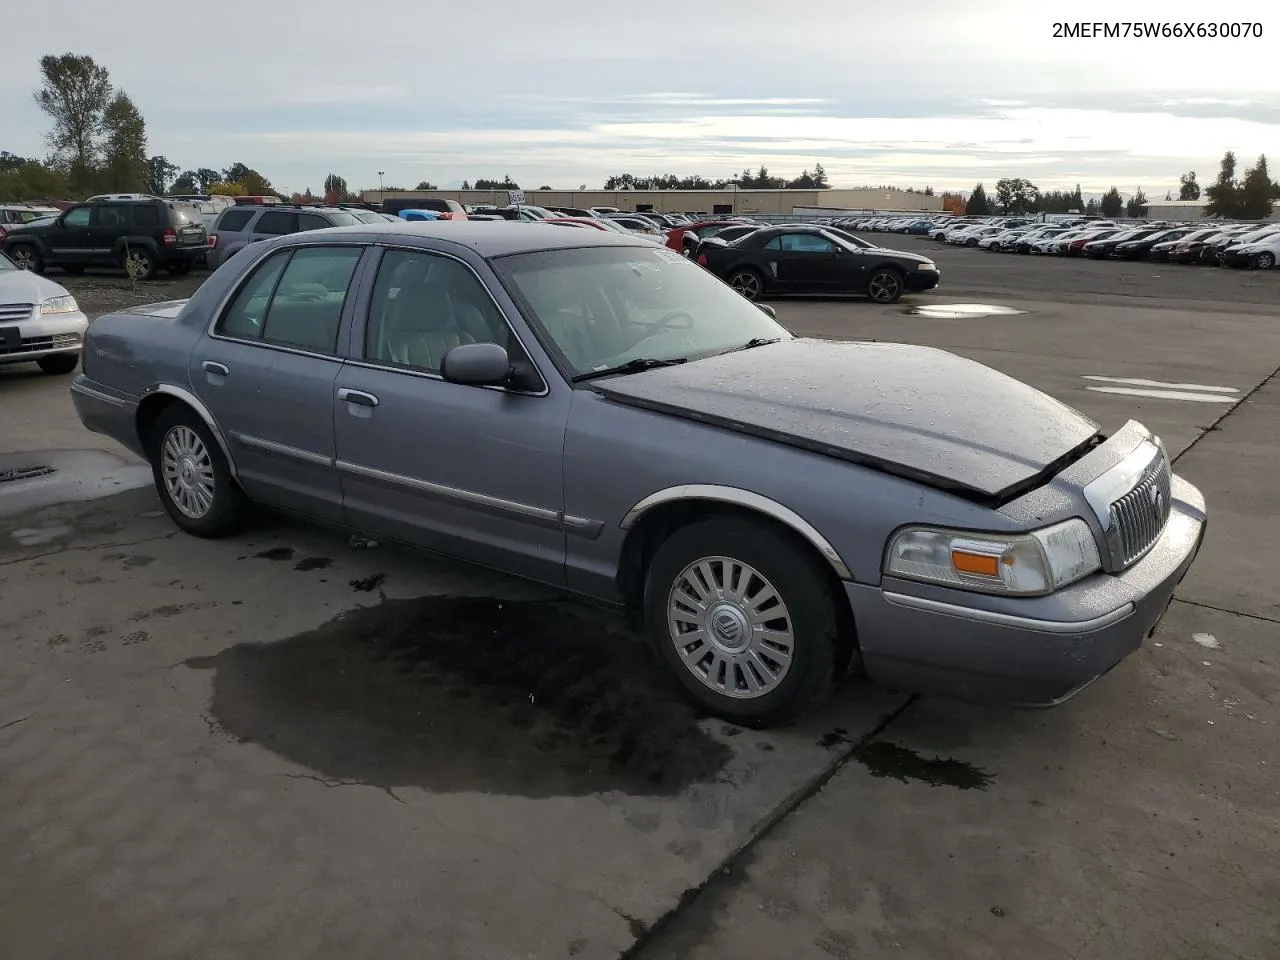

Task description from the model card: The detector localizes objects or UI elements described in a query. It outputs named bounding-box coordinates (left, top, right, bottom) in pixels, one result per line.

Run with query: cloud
left=1, top=0, right=1276, bottom=194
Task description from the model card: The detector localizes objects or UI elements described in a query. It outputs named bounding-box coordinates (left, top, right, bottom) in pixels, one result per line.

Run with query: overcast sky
left=2, top=0, right=1276, bottom=196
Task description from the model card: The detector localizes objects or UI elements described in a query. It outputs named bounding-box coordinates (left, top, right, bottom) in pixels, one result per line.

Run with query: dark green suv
left=1, top=198, right=208, bottom=280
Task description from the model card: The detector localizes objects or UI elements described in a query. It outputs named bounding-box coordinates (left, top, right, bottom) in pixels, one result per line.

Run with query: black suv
left=1, top=198, right=208, bottom=280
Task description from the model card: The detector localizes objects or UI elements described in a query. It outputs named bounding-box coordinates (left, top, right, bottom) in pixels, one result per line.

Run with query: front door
left=776, top=232, right=846, bottom=288
left=190, top=243, right=368, bottom=522
left=47, top=205, right=94, bottom=265
left=332, top=246, right=570, bottom=586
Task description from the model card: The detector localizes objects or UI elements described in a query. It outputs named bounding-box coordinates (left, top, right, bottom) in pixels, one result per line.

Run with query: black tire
left=7, top=244, right=43, bottom=273
left=866, top=267, right=905, bottom=304
left=728, top=267, right=764, bottom=301
left=643, top=517, right=840, bottom=728
left=149, top=404, right=251, bottom=538
left=1255, top=251, right=1275, bottom=270
left=122, top=246, right=157, bottom=281
left=37, top=353, right=79, bottom=375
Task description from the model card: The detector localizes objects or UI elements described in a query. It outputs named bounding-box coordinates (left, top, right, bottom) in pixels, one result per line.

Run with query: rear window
left=216, top=209, right=254, bottom=232
left=325, top=212, right=359, bottom=227
left=169, top=205, right=203, bottom=225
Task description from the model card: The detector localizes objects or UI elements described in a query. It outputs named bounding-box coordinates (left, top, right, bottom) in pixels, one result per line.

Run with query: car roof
left=291, top=220, right=651, bottom=257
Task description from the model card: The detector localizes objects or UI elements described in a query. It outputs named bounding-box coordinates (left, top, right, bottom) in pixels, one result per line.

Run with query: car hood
left=592, top=339, right=1101, bottom=503
left=0, top=269, right=71, bottom=305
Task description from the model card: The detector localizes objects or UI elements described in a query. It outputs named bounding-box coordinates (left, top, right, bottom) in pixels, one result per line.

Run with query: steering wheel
left=651, top=310, right=694, bottom=332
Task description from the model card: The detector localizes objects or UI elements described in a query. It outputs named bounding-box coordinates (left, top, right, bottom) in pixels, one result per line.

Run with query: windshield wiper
left=573, top=357, right=689, bottom=382
left=742, top=337, right=782, bottom=348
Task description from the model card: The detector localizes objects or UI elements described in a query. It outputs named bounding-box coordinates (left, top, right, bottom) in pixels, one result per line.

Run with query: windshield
left=326, top=212, right=360, bottom=226
left=493, top=244, right=791, bottom=376
left=351, top=211, right=383, bottom=223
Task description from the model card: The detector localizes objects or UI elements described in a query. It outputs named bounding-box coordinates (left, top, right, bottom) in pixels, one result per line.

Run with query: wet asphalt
left=0, top=242, right=1277, bottom=958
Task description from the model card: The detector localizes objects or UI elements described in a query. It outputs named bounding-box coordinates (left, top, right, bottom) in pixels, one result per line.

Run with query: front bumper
left=905, top=269, right=940, bottom=292
left=847, top=474, right=1206, bottom=706
left=0, top=309, right=88, bottom=365
left=1222, top=251, right=1254, bottom=268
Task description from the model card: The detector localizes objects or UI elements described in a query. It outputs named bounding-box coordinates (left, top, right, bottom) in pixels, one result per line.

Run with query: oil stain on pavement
left=184, top=596, right=731, bottom=798
left=853, top=741, right=994, bottom=790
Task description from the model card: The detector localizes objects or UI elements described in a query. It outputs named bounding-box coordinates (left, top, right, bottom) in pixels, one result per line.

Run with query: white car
left=980, top=227, right=1033, bottom=251
left=1225, top=232, right=1280, bottom=269
left=0, top=251, right=88, bottom=375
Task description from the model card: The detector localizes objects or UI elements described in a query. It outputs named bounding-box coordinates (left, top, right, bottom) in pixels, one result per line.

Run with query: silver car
left=0, top=250, right=87, bottom=375
left=69, top=222, right=1207, bottom=726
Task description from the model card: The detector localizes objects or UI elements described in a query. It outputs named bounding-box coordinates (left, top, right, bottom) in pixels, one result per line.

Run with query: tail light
left=0, top=226, right=6, bottom=240
left=162, top=227, right=177, bottom=245
left=208, top=234, right=218, bottom=248
left=696, top=252, right=708, bottom=267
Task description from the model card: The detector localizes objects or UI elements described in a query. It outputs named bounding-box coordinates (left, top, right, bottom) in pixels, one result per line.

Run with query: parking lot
left=2, top=237, right=1278, bottom=959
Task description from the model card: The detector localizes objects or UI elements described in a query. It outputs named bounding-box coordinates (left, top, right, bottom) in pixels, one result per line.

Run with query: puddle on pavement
left=294, top=556, right=332, bottom=571
left=0, top=450, right=151, bottom=518
left=254, top=546, right=295, bottom=561
left=853, top=741, right=994, bottom=790
left=185, top=596, right=731, bottom=798
left=903, top=303, right=1026, bottom=319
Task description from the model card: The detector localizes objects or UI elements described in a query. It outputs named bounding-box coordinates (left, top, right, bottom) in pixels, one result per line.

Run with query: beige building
left=361, top=187, right=942, bottom=216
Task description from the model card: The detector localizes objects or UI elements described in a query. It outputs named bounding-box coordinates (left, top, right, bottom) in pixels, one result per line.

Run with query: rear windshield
left=326, top=212, right=360, bottom=227
left=169, top=205, right=203, bottom=225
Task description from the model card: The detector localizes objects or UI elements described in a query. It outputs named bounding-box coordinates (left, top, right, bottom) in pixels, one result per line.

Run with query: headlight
left=916, top=262, right=936, bottom=271
left=885, top=518, right=1101, bottom=596
left=40, top=295, right=79, bottom=315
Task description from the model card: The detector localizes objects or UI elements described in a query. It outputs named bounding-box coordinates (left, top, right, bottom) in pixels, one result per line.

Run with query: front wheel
left=866, top=268, right=904, bottom=304
left=644, top=518, right=840, bottom=727
left=7, top=244, right=43, bottom=273
left=37, top=353, right=79, bottom=375
left=1255, top=251, right=1275, bottom=270
left=729, top=268, right=763, bottom=301
left=150, top=405, right=251, bottom=537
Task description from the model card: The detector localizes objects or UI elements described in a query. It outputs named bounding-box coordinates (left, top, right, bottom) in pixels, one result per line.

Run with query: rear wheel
left=8, top=244, right=42, bottom=273
left=122, top=247, right=157, bottom=281
left=866, top=268, right=904, bottom=303
left=37, top=353, right=79, bottom=375
left=149, top=405, right=250, bottom=537
left=644, top=517, right=840, bottom=727
left=729, top=268, right=763, bottom=301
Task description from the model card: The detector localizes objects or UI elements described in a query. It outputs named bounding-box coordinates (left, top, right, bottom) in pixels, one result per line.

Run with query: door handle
left=202, top=361, right=230, bottom=376
left=337, top=388, right=379, bottom=407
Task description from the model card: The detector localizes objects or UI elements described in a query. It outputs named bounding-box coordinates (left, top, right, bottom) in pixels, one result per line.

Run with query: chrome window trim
left=882, top=592, right=1135, bottom=635
left=620, top=484, right=852, bottom=581
left=360, top=243, right=552, bottom=398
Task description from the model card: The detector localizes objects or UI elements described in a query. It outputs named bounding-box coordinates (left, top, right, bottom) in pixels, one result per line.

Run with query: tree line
left=959, top=153, right=1277, bottom=220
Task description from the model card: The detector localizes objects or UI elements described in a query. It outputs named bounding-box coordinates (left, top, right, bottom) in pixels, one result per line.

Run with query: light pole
left=378, top=171, right=385, bottom=202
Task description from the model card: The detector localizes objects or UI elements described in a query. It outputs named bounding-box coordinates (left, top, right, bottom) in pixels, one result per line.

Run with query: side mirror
left=756, top=303, right=777, bottom=319
left=441, top=342, right=513, bottom=386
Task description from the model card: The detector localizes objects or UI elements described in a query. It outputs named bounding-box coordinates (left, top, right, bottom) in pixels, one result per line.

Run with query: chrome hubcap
left=161, top=425, right=215, bottom=519
left=868, top=273, right=901, bottom=302
left=667, top=556, right=795, bottom=699
left=731, top=272, right=760, bottom=298
left=12, top=249, right=34, bottom=269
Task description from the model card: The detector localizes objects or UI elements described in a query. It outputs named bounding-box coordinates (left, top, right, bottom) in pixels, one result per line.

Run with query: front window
left=0, top=251, right=15, bottom=271
left=493, top=245, right=791, bottom=376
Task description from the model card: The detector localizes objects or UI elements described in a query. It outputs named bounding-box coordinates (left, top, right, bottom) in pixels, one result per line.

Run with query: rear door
left=190, top=243, right=369, bottom=522
left=246, top=210, right=299, bottom=246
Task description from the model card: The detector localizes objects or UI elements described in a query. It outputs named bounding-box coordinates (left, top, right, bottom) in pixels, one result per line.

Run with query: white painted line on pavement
left=1085, top=386, right=1238, bottom=403
left=1082, top=375, right=1239, bottom=393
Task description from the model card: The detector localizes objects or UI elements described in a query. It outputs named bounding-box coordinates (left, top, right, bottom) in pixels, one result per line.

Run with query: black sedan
left=1083, top=228, right=1161, bottom=259
left=697, top=225, right=939, bottom=303
left=1111, top=228, right=1197, bottom=260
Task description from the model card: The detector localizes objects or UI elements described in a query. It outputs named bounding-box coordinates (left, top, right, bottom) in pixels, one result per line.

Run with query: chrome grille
left=1107, top=453, right=1172, bottom=568
left=0, top=302, right=34, bottom=322
left=0, top=333, right=80, bottom=356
